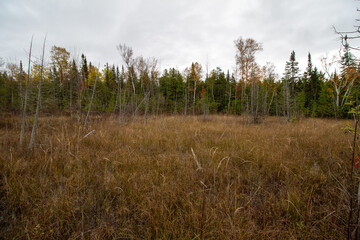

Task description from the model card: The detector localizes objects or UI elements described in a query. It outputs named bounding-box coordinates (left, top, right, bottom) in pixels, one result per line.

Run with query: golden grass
left=0, top=115, right=356, bottom=239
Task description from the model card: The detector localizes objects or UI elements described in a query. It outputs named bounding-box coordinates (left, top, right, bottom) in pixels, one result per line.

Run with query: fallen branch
left=80, top=130, right=95, bottom=141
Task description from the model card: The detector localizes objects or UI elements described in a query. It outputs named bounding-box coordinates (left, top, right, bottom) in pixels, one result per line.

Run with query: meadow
left=0, top=114, right=356, bottom=239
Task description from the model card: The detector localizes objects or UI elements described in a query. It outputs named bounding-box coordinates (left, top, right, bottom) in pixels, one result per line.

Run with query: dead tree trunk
left=11, top=71, right=14, bottom=110
left=283, top=83, right=286, bottom=117
left=84, top=71, right=97, bottom=127
left=69, top=79, right=73, bottom=118
left=156, top=92, right=160, bottom=118
left=29, top=36, right=46, bottom=149
left=133, top=91, right=150, bottom=122
left=18, top=62, right=23, bottom=110
left=193, top=80, right=196, bottom=115
left=118, top=80, right=123, bottom=126
left=227, top=84, right=232, bottom=115
left=184, top=84, right=188, bottom=119
left=286, top=78, right=291, bottom=121
left=19, top=37, right=33, bottom=147
left=144, top=93, right=149, bottom=124
left=263, top=89, right=268, bottom=119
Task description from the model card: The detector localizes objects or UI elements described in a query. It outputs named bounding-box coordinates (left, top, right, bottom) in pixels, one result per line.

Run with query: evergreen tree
left=81, top=54, right=89, bottom=87
left=159, top=68, right=184, bottom=112
left=340, top=36, right=356, bottom=72
left=283, top=50, right=299, bottom=120
left=317, top=80, right=334, bottom=117
left=69, top=59, right=80, bottom=116
left=302, top=53, right=322, bottom=116
left=207, top=67, right=227, bottom=112
left=340, top=36, right=358, bottom=112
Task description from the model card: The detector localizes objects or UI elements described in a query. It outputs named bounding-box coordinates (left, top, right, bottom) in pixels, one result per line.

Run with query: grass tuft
left=0, top=115, right=355, bottom=239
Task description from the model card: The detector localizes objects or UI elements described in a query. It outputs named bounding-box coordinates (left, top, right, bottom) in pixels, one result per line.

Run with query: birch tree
left=117, top=44, right=136, bottom=114
left=321, top=54, right=357, bottom=118
left=184, top=62, right=202, bottom=115
left=234, top=37, right=263, bottom=123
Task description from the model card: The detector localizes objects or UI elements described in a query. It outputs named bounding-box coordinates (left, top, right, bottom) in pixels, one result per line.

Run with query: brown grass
left=0, top=114, right=356, bottom=239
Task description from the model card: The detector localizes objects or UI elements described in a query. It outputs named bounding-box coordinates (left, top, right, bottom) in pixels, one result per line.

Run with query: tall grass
left=0, top=115, right=355, bottom=239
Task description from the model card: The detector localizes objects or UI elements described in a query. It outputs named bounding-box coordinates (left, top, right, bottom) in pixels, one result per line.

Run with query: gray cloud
left=0, top=0, right=359, bottom=76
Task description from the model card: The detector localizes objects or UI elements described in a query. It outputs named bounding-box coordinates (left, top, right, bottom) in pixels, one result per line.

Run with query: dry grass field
left=0, top=114, right=357, bottom=239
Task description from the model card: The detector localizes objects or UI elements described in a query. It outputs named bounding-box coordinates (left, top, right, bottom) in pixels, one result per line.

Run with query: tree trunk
left=29, top=36, right=46, bottom=149
left=144, top=94, right=149, bottom=124
left=227, top=84, right=232, bottom=115
left=156, top=92, right=160, bottom=118
left=184, top=84, right=188, bottom=119
left=19, top=37, right=33, bottom=147
left=234, top=85, right=237, bottom=115
left=254, top=83, right=259, bottom=123
left=19, top=66, right=23, bottom=110
left=193, top=80, right=197, bottom=115
left=263, top=89, right=268, bottom=118
left=69, top=79, right=73, bottom=118
left=118, top=80, right=123, bottom=126
left=250, top=80, right=256, bottom=123
left=202, top=97, right=206, bottom=120
left=246, top=95, right=249, bottom=125
left=276, top=92, right=279, bottom=121
left=286, top=78, right=291, bottom=121
left=84, top=71, right=97, bottom=127
left=11, top=72, right=14, bottom=110
left=211, top=81, right=215, bottom=102
left=174, top=99, right=177, bottom=120
left=133, top=92, right=150, bottom=122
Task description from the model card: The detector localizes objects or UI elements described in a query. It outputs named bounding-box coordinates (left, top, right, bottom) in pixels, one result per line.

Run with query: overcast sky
left=1, top=0, right=359, bottom=77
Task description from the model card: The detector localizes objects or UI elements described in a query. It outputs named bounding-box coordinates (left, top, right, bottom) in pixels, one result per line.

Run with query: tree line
left=0, top=37, right=359, bottom=122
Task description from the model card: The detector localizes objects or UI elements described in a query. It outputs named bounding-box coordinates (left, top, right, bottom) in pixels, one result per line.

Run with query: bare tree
left=29, top=36, right=46, bottom=149
left=320, top=55, right=356, bottom=119
left=332, top=10, right=360, bottom=119
left=234, top=37, right=263, bottom=123
left=136, top=56, right=150, bottom=122
left=133, top=91, right=150, bottom=122
left=117, top=44, right=136, bottom=107
left=263, top=63, right=277, bottom=117
left=20, top=37, right=33, bottom=147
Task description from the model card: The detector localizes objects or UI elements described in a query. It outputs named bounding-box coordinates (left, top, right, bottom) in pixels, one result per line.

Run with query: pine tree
left=81, top=54, right=89, bottom=87
left=303, top=53, right=314, bottom=115
left=341, top=36, right=356, bottom=72
left=69, top=59, right=79, bottom=117
left=284, top=50, right=299, bottom=121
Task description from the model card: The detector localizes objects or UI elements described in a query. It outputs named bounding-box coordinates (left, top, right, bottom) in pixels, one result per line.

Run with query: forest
left=0, top=35, right=358, bottom=123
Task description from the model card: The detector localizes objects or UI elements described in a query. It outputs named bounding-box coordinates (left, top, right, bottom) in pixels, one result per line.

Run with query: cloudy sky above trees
left=0, top=0, right=359, bottom=76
